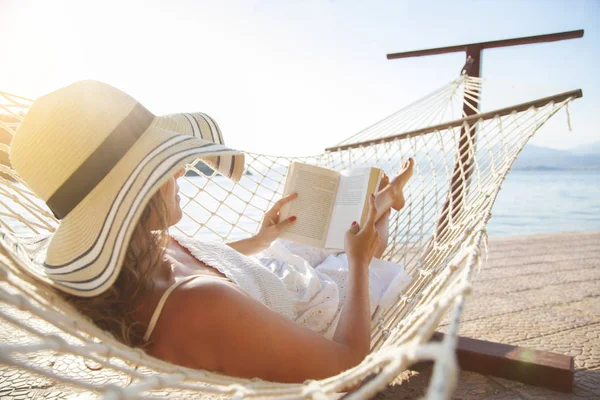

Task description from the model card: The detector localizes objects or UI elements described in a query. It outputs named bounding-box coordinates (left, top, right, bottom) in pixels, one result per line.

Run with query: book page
left=324, top=168, right=373, bottom=249
left=279, top=162, right=340, bottom=247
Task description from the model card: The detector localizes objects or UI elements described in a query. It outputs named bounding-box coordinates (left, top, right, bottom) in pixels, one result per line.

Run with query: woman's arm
left=172, top=280, right=368, bottom=383
left=333, top=195, right=380, bottom=360
left=226, top=235, right=270, bottom=256
left=226, top=193, right=298, bottom=256
left=166, top=197, right=380, bottom=384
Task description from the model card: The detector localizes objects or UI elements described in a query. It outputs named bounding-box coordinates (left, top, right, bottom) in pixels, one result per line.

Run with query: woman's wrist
left=347, top=258, right=370, bottom=281
left=347, top=253, right=370, bottom=270
left=250, top=234, right=271, bottom=252
left=227, top=235, right=270, bottom=255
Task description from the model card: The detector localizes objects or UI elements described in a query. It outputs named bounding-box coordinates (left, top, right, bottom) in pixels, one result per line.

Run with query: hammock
left=0, top=75, right=581, bottom=399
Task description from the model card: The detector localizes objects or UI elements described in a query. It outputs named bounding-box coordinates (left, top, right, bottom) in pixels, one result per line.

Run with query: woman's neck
left=136, top=234, right=174, bottom=286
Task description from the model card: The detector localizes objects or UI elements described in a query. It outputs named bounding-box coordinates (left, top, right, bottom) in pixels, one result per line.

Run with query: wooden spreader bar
left=347, top=332, right=575, bottom=396
left=427, top=332, right=575, bottom=393
left=325, top=88, right=582, bottom=152
left=386, top=29, right=584, bottom=60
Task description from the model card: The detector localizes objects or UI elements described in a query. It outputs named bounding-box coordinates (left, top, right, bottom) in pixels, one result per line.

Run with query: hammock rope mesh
left=0, top=76, right=579, bottom=399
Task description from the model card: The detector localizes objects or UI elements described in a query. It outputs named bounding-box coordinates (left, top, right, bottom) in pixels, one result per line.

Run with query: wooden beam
left=426, top=332, right=574, bottom=393
left=343, top=332, right=574, bottom=397
left=437, top=44, right=481, bottom=238
left=387, top=29, right=584, bottom=60
left=325, top=89, right=583, bottom=152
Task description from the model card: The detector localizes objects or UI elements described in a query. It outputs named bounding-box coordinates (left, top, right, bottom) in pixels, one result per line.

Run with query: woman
left=10, top=80, right=413, bottom=384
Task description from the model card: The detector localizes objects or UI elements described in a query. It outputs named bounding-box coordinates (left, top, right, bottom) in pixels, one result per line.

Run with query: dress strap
left=143, top=276, right=200, bottom=342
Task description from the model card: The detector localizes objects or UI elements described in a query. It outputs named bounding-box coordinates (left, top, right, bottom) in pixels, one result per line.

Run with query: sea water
left=175, top=170, right=600, bottom=239
left=486, top=170, right=600, bottom=237
left=3, top=170, right=599, bottom=239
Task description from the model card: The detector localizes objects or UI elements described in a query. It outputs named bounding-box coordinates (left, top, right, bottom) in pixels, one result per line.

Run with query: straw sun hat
left=10, top=80, right=245, bottom=297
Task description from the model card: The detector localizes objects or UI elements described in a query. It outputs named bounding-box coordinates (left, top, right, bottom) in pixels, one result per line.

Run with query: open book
left=279, top=162, right=383, bottom=249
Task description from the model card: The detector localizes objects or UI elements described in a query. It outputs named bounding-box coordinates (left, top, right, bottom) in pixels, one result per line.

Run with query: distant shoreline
left=512, top=167, right=600, bottom=171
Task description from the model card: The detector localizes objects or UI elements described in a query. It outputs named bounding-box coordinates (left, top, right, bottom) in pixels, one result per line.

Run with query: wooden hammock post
left=437, top=44, right=481, bottom=238
left=381, top=29, right=584, bottom=393
left=387, top=29, right=584, bottom=238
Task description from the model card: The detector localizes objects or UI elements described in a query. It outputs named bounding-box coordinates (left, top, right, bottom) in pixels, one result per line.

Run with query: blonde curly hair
left=59, top=189, right=171, bottom=349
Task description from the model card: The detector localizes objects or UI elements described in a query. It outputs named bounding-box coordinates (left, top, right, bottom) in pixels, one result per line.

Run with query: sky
left=1, top=0, right=598, bottom=157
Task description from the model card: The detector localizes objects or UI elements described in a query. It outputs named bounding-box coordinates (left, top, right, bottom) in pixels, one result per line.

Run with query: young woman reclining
left=10, top=80, right=414, bottom=384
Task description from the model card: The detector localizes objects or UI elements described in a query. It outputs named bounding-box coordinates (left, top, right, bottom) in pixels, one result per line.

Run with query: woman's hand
left=227, top=193, right=297, bottom=256
left=344, top=194, right=379, bottom=269
left=254, top=192, right=298, bottom=249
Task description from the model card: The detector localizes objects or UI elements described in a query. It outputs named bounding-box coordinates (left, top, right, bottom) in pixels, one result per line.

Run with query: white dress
left=173, top=236, right=412, bottom=340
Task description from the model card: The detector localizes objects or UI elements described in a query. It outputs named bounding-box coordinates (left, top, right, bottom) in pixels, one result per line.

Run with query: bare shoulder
left=172, top=276, right=251, bottom=307
left=149, top=278, right=246, bottom=368
left=159, top=277, right=245, bottom=321
left=152, top=276, right=359, bottom=383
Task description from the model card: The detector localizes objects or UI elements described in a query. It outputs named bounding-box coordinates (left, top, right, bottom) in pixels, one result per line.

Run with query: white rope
left=0, top=80, right=580, bottom=399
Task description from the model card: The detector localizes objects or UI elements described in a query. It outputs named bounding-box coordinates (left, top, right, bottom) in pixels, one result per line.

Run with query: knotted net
left=0, top=76, right=580, bottom=399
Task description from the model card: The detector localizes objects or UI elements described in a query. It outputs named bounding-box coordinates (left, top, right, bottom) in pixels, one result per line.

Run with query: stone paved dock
left=376, top=231, right=600, bottom=399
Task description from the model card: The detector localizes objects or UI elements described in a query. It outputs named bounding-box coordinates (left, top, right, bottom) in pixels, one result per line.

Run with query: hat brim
left=40, top=122, right=244, bottom=297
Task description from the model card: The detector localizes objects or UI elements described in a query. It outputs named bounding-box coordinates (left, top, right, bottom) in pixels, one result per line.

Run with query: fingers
left=371, top=229, right=380, bottom=247
left=278, top=192, right=298, bottom=206
left=275, top=215, right=296, bottom=231
left=363, top=194, right=378, bottom=229
left=348, top=221, right=360, bottom=235
left=269, top=192, right=298, bottom=214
